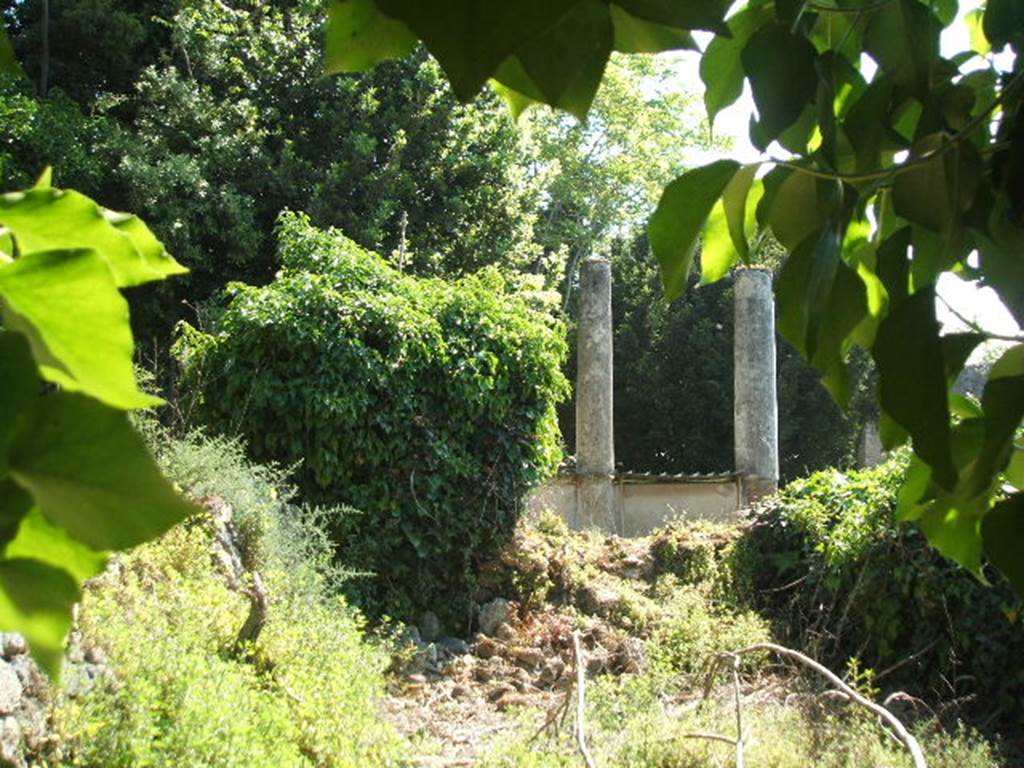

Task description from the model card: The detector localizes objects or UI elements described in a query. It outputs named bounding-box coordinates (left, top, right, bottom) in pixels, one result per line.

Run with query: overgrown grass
left=50, top=427, right=406, bottom=767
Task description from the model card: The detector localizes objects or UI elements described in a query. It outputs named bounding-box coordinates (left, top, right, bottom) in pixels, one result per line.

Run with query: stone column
left=734, top=268, right=779, bottom=502
left=859, top=421, right=884, bottom=467
left=575, top=257, right=615, bottom=530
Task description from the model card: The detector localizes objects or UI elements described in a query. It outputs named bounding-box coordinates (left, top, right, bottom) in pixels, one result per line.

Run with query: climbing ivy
left=326, top=0, right=1024, bottom=596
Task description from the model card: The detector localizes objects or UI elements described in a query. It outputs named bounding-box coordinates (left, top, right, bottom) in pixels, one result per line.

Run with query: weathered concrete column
left=734, top=268, right=779, bottom=503
left=859, top=421, right=884, bottom=467
left=575, top=257, right=615, bottom=530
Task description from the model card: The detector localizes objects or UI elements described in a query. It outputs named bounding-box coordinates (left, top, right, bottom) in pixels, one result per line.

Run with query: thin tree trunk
left=39, top=0, right=50, bottom=96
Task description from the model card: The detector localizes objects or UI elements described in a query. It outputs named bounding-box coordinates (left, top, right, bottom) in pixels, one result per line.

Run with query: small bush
left=175, top=212, right=570, bottom=621
left=51, top=431, right=405, bottom=767
left=732, top=454, right=1024, bottom=732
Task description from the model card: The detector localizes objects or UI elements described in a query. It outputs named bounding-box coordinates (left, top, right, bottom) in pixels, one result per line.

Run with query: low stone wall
left=529, top=472, right=745, bottom=536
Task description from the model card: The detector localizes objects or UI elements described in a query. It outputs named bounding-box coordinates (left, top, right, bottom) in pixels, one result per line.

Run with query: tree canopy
left=326, top=0, right=1024, bottom=595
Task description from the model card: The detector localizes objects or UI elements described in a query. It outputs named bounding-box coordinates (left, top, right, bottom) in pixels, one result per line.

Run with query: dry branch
left=719, top=642, right=928, bottom=768
left=571, top=631, right=598, bottom=768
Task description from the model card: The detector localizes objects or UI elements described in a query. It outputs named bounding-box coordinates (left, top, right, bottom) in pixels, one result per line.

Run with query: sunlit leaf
left=325, top=0, right=417, bottom=73
left=649, top=160, right=740, bottom=301
left=0, top=249, right=161, bottom=410
left=0, top=558, right=79, bottom=677
left=0, top=189, right=185, bottom=288
left=8, top=393, right=197, bottom=551
left=609, top=5, right=697, bottom=53
left=5, top=508, right=108, bottom=584
left=699, top=5, right=771, bottom=131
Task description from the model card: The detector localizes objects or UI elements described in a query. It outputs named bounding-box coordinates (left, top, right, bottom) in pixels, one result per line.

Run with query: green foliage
left=645, top=581, right=770, bottom=687
left=52, top=430, right=405, bottom=767
left=734, top=455, right=1024, bottom=729
left=175, top=212, right=569, bottom=621
left=331, top=0, right=1024, bottom=595
left=0, top=175, right=195, bottom=675
left=3, top=0, right=547, bottom=343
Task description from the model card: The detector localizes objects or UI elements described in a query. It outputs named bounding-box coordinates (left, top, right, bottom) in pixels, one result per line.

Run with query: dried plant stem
left=572, top=631, right=598, bottom=768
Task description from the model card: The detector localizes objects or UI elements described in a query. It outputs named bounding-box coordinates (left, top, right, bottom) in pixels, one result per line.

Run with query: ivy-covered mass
left=328, top=0, right=1024, bottom=594
left=174, top=213, right=569, bottom=619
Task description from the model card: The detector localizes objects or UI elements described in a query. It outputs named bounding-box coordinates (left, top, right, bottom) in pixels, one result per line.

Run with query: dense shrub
left=733, top=455, right=1024, bottom=732
left=175, top=212, right=569, bottom=622
left=52, top=427, right=405, bottom=767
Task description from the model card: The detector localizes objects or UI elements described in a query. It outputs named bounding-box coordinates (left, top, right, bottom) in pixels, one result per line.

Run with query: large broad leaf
left=967, top=345, right=1024, bottom=497
left=766, top=169, right=837, bottom=250
left=701, top=163, right=761, bottom=284
left=0, top=189, right=186, bottom=288
left=325, top=0, right=417, bottom=72
left=0, top=332, right=39, bottom=476
left=8, top=393, right=197, bottom=551
left=872, top=287, right=957, bottom=488
left=699, top=4, right=772, bottom=131
left=5, top=508, right=108, bottom=585
left=374, top=0, right=583, bottom=101
left=614, top=0, right=729, bottom=34
left=983, top=0, right=1024, bottom=51
left=0, top=249, right=161, bottom=410
left=496, top=0, right=614, bottom=120
left=0, top=481, right=31, bottom=552
left=0, top=558, right=79, bottom=677
left=893, top=134, right=980, bottom=234
left=864, top=0, right=940, bottom=97
left=843, top=78, right=894, bottom=174
left=649, top=160, right=740, bottom=301
left=741, top=23, right=819, bottom=148
left=983, top=493, right=1024, bottom=597
left=609, top=5, right=696, bottom=53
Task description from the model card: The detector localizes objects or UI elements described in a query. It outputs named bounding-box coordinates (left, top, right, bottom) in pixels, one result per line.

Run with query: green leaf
left=0, top=249, right=161, bottom=410
left=0, top=189, right=185, bottom=288
left=843, top=78, right=893, bottom=174
left=325, top=0, right=417, bottom=73
left=0, top=27, right=20, bottom=78
left=864, top=0, right=940, bottom=96
left=741, top=23, right=819, bottom=147
left=968, top=344, right=1024, bottom=497
left=981, top=493, right=1024, bottom=596
left=918, top=497, right=984, bottom=574
left=896, top=452, right=931, bottom=520
left=699, top=5, right=771, bottom=131
left=8, top=392, right=197, bottom=551
left=0, top=558, right=79, bottom=677
left=5, top=508, right=108, bottom=584
left=374, top=0, right=582, bottom=101
left=502, top=0, right=614, bottom=120
left=983, top=0, right=1024, bottom=51
left=893, top=134, right=980, bottom=234
left=1005, top=445, right=1024, bottom=489
left=613, top=0, right=729, bottom=34
left=0, top=481, right=32, bottom=551
left=766, top=169, right=836, bottom=250
left=701, top=164, right=760, bottom=284
left=649, top=160, right=740, bottom=301
left=609, top=5, right=697, bottom=53
left=965, top=8, right=991, bottom=55
left=872, top=287, right=957, bottom=489
left=940, top=332, right=986, bottom=385
left=0, top=331, right=39, bottom=476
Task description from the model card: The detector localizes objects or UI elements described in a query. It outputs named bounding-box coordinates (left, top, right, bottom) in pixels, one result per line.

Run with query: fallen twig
left=572, top=631, right=598, bottom=768
left=723, top=643, right=928, bottom=768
